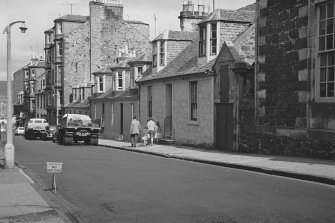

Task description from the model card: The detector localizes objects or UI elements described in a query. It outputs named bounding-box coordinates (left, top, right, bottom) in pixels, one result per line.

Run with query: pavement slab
left=0, top=169, right=65, bottom=223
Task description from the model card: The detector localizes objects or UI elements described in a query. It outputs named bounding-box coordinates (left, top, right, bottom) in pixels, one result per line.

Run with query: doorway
left=216, top=103, right=233, bottom=151
left=164, top=84, right=173, bottom=138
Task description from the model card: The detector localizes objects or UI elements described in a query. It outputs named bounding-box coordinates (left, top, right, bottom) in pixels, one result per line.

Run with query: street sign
left=46, top=162, right=63, bottom=174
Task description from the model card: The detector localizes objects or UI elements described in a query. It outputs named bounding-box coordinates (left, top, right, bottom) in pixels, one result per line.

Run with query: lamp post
left=3, top=21, right=27, bottom=169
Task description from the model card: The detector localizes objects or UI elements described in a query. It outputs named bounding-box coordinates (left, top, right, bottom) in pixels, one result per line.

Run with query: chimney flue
left=213, top=0, right=215, bottom=11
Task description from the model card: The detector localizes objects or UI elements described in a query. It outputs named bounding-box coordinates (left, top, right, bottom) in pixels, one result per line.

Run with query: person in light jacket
left=129, top=116, right=140, bottom=147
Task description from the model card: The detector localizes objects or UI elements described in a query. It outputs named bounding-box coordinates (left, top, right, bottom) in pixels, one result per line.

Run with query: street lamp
left=3, top=21, right=27, bottom=169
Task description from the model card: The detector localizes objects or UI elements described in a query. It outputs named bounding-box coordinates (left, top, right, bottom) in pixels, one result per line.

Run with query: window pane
left=321, top=53, right=327, bottom=66
left=321, top=68, right=327, bottom=82
left=320, top=36, right=326, bottom=51
left=320, top=83, right=327, bottom=97
left=327, top=2, right=334, bottom=18
left=328, top=52, right=335, bottom=65
left=320, top=4, right=327, bottom=20
left=328, top=67, right=335, bottom=81
left=327, top=82, right=334, bottom=97
left=327, top=19, right=334, bottom=34
left=327, top=34, right=333, bottom=49
left=320, top=21, right=326, bottom=35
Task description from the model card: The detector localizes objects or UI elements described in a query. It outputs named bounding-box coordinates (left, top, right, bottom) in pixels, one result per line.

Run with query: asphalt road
left=14, top=136, right=335, bottom=223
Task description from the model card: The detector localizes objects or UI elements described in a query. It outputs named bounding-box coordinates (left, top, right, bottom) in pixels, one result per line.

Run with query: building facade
left=255, top=0, right=335, bottom=142
left=13, top=66, right=25, bottom=117
left=22, top=58, right=45, bottom=121
left=137, top=5, right=255, bottom=148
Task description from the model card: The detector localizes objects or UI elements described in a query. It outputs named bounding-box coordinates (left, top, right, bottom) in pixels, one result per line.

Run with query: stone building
left=44, top=15, right=88, bottom=125
left=13, top=66, right=25, bottom=117
left=89, top=50, right=151, bottom=140
left=35, top=72, right=47, bottom=119
left=137, top=4, right=255, bottom=148
left=255, top=0, right=335, bottom=149
left=44, top=0, right=150, bottom=125
left=22, top=58, right=45, bottom=120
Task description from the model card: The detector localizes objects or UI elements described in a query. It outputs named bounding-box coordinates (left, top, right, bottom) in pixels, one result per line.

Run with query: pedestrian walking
left=147, top=118, right=155, bottom=146
left=154, top=122, right=162, bottom=144
left=129, top=116, right=140, bottom=147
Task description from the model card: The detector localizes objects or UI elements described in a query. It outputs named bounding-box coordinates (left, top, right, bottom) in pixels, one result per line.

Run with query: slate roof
left=113, top=59, right=131, bottom=69
left=138, top=37, right=215, bottom=83
left=93, top=65, right=113, bottom=74
left=153, top=30, right=197, bottom=42
left=44, top=27, right=54, bottom=33
left=238, top=3, right=256, bottom=11
left=64, top=98, right=90, bottom=109
left=54, top=15, right=89, bottom=23
left=91, top=88, right=138, bottom=101
left=128, top=51, right=152, bottom=65
left=198, top=8, right=255, bottom=24
left=29, top=59, right=45, bottom=68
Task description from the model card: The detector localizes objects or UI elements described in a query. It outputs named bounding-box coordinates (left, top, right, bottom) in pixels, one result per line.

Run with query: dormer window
left=25, top=70, right=29, bottom=79
left=153, top=42, right=157, bottom=67
left=138, top=66, right=143, bottom=75
left=199, top=26, right=207, bottom=57
left=160, top=41, right=165, bottom=66
left=97, top=75, right=105, bottom=93
left=57, top=23, right=62, bottom=34
left=210, top=23, right=217, bottom=55
left=46, top=33, right=51, bottom=44
left=117, top=71, right=123, bottom=90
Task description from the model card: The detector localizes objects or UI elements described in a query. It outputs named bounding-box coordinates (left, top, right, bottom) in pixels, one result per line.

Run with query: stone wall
left=256, top=0, right=309, bottom=129
left=234, top=25, right=255, bottom=65
left=89, top=1, right=150, bottom=73
left=64, top=22, right=91, bottom=105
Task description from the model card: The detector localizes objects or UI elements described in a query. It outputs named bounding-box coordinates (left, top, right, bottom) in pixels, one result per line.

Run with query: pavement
left=98, top=138, right=335, bottom=186
left=0, top=140, right=65, bottom=223
left=0, top=137, right=334, bottom=222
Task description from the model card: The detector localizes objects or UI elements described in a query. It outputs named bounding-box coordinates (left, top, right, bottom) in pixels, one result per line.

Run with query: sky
left=0, top=0, right=255, bottom=81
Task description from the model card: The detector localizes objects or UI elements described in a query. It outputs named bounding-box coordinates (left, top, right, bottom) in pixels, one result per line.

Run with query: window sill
left=188, top=120, right=199, bottom=126
left=315, top=97, right=335, bottom=103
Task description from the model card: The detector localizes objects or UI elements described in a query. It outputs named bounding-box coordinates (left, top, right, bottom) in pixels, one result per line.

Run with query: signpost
left=46, top=162, right=63, bottom=193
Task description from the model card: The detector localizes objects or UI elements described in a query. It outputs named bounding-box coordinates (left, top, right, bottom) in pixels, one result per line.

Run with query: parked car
left=24, top=118, right=49, bottom=140
left=57, top=114, right=100, bottom=145
left=41, top=125, right=57, bottom=141
left=15, top=127, right=25, bottom=136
